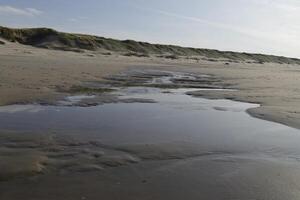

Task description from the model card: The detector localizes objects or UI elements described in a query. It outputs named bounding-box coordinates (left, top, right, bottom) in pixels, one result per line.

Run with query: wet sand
left=3, top=153, right=300, bottom=200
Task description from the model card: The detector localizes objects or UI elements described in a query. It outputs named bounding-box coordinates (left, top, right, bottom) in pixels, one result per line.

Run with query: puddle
left=0, top=85, right=299, bottom=159
left=0, top=70, right=300, bottom=160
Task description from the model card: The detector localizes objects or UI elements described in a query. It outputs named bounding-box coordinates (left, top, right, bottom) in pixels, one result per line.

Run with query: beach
left=1, top=40, right=300, bottom=200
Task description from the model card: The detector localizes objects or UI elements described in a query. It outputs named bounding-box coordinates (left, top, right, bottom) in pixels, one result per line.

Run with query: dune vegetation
left=1, top=26, right=300, bottom=64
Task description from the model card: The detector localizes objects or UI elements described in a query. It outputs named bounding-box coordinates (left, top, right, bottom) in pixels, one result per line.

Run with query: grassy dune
left=1, top=26, right=300, bottom=64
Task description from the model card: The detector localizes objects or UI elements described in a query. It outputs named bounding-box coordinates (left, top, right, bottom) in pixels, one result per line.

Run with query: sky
left=0, top=0, right=300, bottom=58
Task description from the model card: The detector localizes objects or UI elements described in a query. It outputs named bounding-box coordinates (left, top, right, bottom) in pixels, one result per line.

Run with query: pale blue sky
left=1, top=0, right=300, bottom=58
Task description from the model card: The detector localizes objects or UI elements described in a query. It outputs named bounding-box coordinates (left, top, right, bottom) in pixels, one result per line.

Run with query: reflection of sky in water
left=118, top=87, right=247, bottom=112
left=0, top=87, right=299, bottom=159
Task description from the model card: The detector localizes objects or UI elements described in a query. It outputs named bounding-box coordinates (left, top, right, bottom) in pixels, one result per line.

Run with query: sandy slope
left=1, top=41, right=300, bottom=129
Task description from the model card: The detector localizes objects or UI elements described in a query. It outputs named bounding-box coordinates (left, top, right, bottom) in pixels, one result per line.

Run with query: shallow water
left=0, top=87, right=299, bottom=159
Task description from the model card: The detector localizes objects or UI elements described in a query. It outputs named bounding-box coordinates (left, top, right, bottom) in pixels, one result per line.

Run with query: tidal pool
left=0, top=87, right=299, bottom=156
